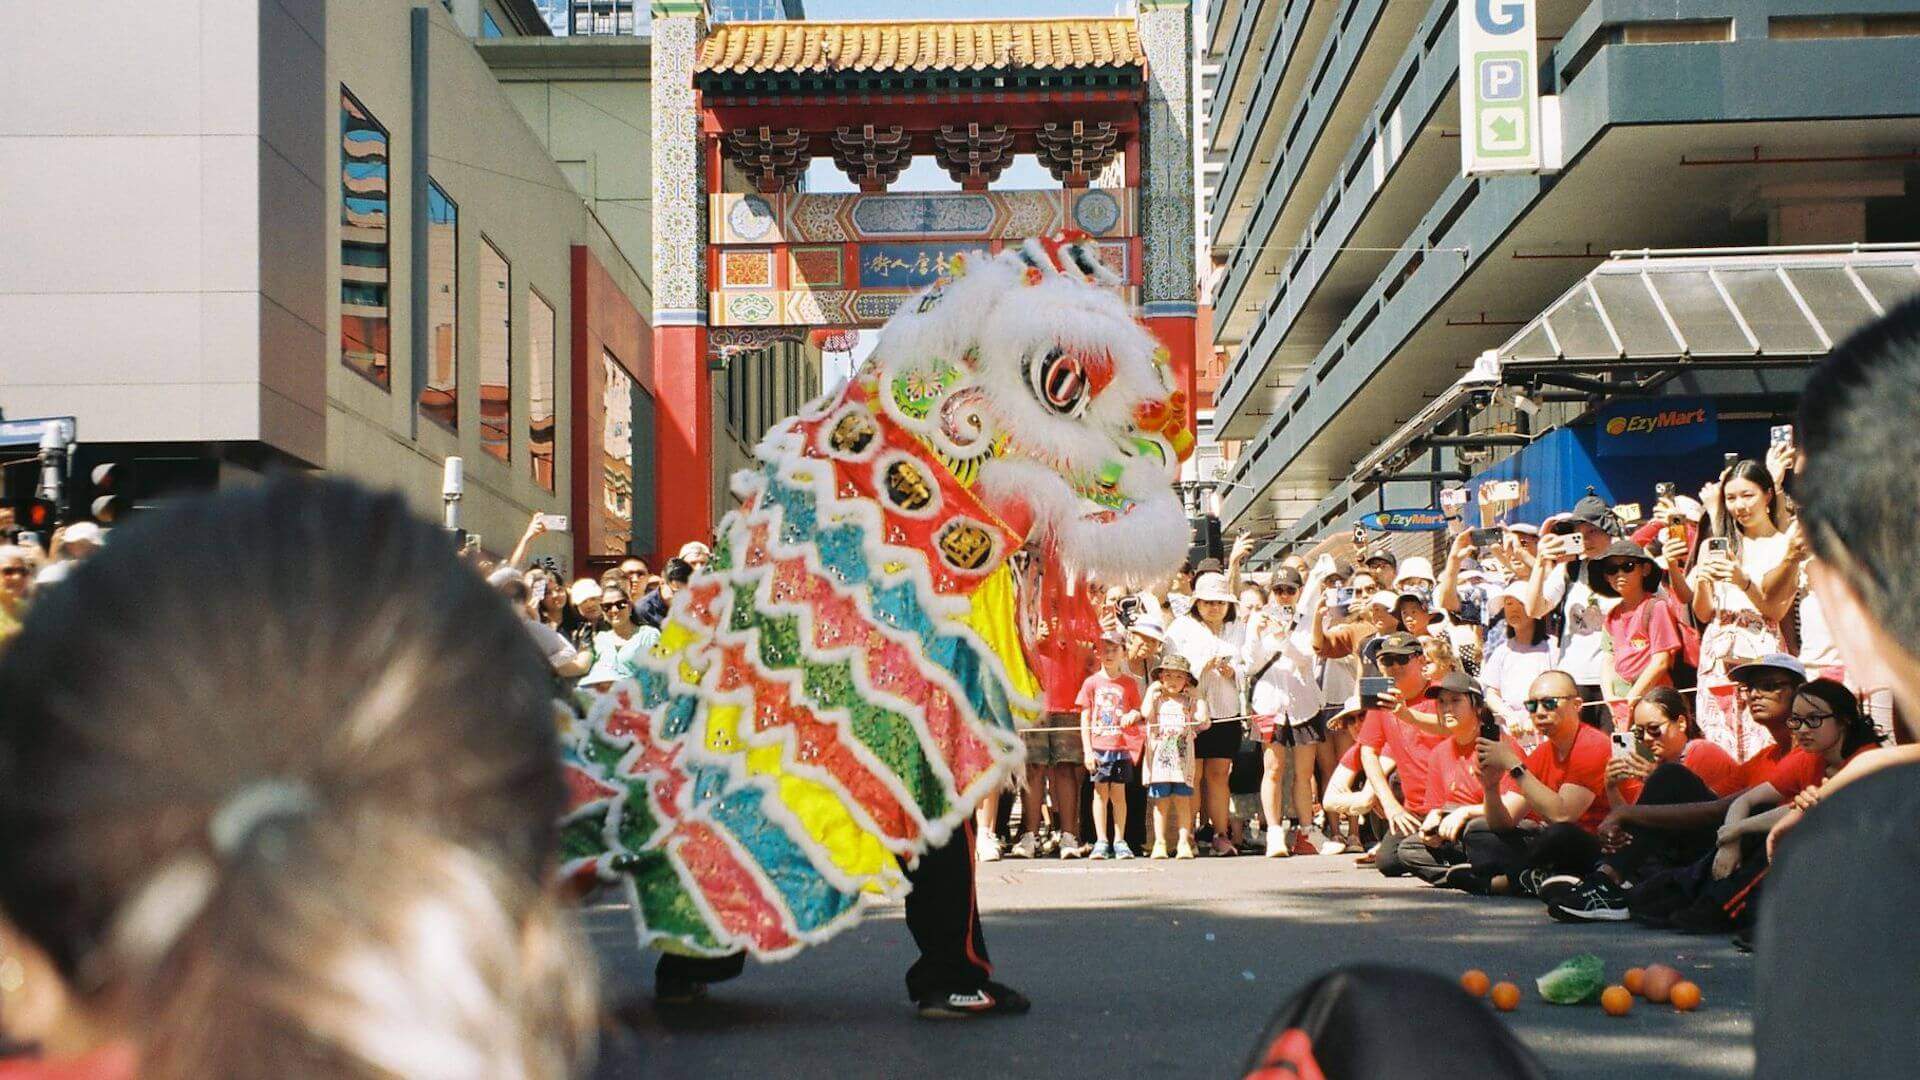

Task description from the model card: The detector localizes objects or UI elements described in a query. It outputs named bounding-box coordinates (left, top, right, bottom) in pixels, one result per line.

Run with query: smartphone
left=1468, top=526, right=1502, bottom=548
left=1329, top=587, right=1355, bottom=615
left=1723, top=452, right=1740, bottom=471
left=528, top=576, right=548, bottom=605
left=1479, top=713, right=1501, bottom=742
left=536, top=513, right=570, bottom=532
left=1610, top=731, right=1637, bottom=760
left=15, top=531, right=40, bottom=550
left=1704, top=537, right=1731, bottom=558
left=1359, top=676, right=1393, bottom=710
left=1654, top=482, right=1675, bottom=500
left=1770, top=424, right=1793, bottom=449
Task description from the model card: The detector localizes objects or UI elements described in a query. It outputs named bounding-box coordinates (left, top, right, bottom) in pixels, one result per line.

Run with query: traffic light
left=89, top=462, right=128, bottom=523
left=0, top=496, right=57, bottom=533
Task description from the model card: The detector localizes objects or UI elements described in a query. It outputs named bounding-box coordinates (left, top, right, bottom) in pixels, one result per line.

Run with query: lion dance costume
left=561, top=232, right=1194, bottom=966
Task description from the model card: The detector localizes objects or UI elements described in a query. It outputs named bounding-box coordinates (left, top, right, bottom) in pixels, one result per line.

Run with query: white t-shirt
left=1167, top=615, right=1245, bottom=719
left=1539, top=559, right=1612, bottom=686
left=1243, top=613, right=1320, bottom=724
left=1796, top=565, right=1841, bottom=670
left=1480, top=630, right=1554, bottom=722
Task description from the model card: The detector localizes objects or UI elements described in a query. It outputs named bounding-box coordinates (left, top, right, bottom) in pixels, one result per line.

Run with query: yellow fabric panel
left=744, top=745, right=902, bottom=889
left=960, top=563, right=1040, bottom=722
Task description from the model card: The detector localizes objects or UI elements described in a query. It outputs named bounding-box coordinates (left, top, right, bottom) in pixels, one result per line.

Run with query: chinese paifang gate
left=560, top=231, right=1195, bottom=962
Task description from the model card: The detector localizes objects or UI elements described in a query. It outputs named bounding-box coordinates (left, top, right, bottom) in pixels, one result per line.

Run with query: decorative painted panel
left=1137, top=1, right=1196, bottom=306
left=719, top=248, right=776, bottom=290
left=650, top=15, right=705, bottom=316
left=787, top=246, right=845, bottom=289
left=710, top=189, right=1137, bottom=245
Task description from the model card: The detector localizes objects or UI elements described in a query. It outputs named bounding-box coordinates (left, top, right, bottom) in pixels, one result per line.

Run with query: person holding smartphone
left=1518, top=497, right=1617, bottom=726
left=1389, top=672, right=1524, bottom=889
left=1687, top=459, right=1795, bottom=759
left=1354, top=633, right=1445, bottom=873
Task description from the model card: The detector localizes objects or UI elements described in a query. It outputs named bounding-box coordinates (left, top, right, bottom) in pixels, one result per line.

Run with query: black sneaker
left=915, top=980, right=1033, bottom=1020
left=1547, top=878, right=1631, bottom=923
left=1514, top=868, right=1581, bottom=899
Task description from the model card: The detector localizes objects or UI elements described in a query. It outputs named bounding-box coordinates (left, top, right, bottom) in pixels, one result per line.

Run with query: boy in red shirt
left=1356, top=633, right=1446, bottom=875
left=1078, top=634, right=1145, bottom=859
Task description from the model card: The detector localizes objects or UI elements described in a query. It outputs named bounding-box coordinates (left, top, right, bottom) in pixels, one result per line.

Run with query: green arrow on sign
left=1489, top=115, right=1519, bottom=143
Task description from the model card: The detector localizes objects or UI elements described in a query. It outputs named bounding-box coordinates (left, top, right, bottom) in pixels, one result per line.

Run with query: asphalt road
left=586, top=853, right=1753, bottom=1079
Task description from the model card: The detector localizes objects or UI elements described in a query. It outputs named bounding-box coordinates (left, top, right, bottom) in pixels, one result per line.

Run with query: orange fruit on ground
left=1601, top=985, right=1633, bottom=1016
left=1622, top=967, right=1647, bottom=996
left=1460, top=969, right=1492, bottom=998
left=1491, top=982, right=1522, bottom=1011
left=1670, top=981, right=1703, bottom=1012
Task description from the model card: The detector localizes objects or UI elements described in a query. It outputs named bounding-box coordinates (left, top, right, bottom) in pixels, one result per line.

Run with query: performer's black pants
left=654, top=819, right=991, bottom=1001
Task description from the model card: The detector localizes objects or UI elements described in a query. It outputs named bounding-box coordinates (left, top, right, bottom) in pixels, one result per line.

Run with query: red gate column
left=1137, top=0, right=1199, bottom=430
left=651, top=0, right=714, bottom=552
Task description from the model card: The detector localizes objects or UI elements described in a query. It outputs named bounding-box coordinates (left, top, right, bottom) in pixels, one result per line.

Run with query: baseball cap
left=1129, top=617, right=1166, bottom=642
left=1372, top=631, right=1422, bottom=658
left=62, top=521, right=105, bottom=547
left=569, top=578, right=604, bottom=606
left=1424, top=670, right=1483, bottom=701
left=1729, top=653, right=1810, bottom=686
left=1270, top=567, right=1305, bottom=592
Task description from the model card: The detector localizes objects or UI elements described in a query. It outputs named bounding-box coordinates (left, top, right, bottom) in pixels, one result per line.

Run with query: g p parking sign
left=1460, top=0, right=1540, bottom=174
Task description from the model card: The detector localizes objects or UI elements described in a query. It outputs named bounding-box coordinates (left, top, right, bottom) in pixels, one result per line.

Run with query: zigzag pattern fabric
left=559, top=376, right=1038, bottom=960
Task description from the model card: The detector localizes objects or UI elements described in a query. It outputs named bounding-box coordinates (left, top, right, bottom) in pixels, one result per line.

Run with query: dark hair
left=1795, top=678, right=1880, bottom=757
left=1796, top=296, right=1920, bottom=674
left=1635, top=686, right=1701, bottom=740
left=0, top=476, right=592, bottom=1076
left=662, top=557, right=694, bottom=586
left=1715, top=458, right=1781, bottom=560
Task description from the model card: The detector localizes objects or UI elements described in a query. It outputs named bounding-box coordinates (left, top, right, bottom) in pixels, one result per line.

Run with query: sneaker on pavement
left=916, top=980, right=1033, bottom=1020
left=1210, top=834, right=1238, bottom=857
left=977, top=831, right=1003, bottom=863
left=1089, top=840, right=1112, bottom=860
left=1058, top=834, right=1087, bottom=859
left=1008, top=833, right=1038, bottom=859
left=1039, top=832, right=1060, bottom=857
left=1264, top=829, right=1291, bottom=858
left=1150, top=841, right=1169, bottom=860
left=1356, top=843, right=1380, bottom=867
left=1514, top=867, right=1581, bottom=898
left=1114, top=841, right=1136, bottom=860
left=1435, top=864, right=1477, bottom=891
left=1303, top=825, right=1345, bottom=856
left=1547, top=878, right=1631, bottom=923
left=1176, top=837, right=1197, bottom=860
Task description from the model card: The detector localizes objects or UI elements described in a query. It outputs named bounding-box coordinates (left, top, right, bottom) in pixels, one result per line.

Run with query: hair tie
left=209, top=778, right=318, bottom=859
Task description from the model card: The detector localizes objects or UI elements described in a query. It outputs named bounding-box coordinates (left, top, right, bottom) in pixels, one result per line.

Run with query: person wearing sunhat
left=1167, top=571, right=1247, bottom=855
left=1140, top=651, right=1210, bottom=859
left=1590, top=539, right=1686, bottom=723
left=1386, top=671, right=1525, bottom=889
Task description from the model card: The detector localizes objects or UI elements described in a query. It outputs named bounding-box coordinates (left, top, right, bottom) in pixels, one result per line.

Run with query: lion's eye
left=1031, top=348, right=1089, bottom=417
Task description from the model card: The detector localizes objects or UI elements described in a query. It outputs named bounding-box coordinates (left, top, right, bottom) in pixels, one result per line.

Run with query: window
left=481, top=10, right=504, bottom=36
left=340, top=89, right=391, bottom=389
left=479, top=239, right=512, bottom=463
left=529, top=291, right=557, bottom=490
left=422, top=180, right=459, bottom=431
left=603, top=352, right=636, bottom=538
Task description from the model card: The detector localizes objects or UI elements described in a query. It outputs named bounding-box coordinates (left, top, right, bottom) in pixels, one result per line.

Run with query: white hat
left=62, top=521, right=105, bottom=547
left=1129, top=617, right=1166, bottom=641
left=1393, top=558, right=1435, bottom=587
left=1669, top=495, right=1705, bottom=523
left=569, top=578, right=604, bottom=606
left=678, top=541, right=712, bottom=561
left=1191, top=572, right=1236, bottom=605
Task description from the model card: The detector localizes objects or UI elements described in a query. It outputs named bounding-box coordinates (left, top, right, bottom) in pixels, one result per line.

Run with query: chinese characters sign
left=857, top=244, right=992, bottom=289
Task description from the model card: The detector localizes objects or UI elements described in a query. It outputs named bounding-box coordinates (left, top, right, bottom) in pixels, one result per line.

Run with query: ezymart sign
left=1459, top=0, right=1541, bottom=174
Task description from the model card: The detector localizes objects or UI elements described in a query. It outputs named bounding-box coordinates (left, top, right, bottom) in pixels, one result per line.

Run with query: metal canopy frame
left=1259, top=244, right=1920, bottom=557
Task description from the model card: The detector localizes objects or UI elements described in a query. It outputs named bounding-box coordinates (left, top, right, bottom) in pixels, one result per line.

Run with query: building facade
left=1203, top=0, right=1920, bottom=554
left=0, top=0, right=689, bottom=573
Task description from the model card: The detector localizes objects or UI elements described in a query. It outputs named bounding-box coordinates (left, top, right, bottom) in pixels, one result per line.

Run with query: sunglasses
left=1785, top=710, right=1835, bottom=731
left=1739, top=679, right=1799, bottom=696
left=0, top=566, right=27, bottom=578
left=1377, top=653, right=1418, bottom=668
left=1631, top=721, right=1673, bottom=739
left=1600, top=561, right=1645, bottom=576
left=1524, top=695, right=1572, bottom=712
left=603, top=599, right=630, bottom=612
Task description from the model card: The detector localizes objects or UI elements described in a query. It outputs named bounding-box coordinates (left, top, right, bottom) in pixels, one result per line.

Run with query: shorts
left=1195, top=719, right=1245, bottom=760
left=1271, top=712, right=1330, bottom=748
left=1090, top=749, right=1137, bottom=785
left=1023, top=716, right=1084, bottom=765
left=1146, top=782, right=1194, bottom=800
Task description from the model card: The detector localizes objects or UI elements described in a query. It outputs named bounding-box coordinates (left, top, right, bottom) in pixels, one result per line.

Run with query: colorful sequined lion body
left=561, top=234, right=1194, bottom=960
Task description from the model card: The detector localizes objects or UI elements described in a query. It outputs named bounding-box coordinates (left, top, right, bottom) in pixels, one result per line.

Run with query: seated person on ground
left=1387, top=672, right=1523, bottom=889
left=1466, top=670, right=1612, bottom=895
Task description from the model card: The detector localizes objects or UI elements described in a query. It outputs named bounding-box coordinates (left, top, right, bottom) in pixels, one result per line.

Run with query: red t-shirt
left=1358, top=700, right=1445, bottom=813
left=1339, top=742, right=1362, bottom=771
left=1738, top=742, right=1797, bottom=789
left=1077, top=670, right=1144, bottom=754
left=1765, top=745, right=1878, bottom=800
left=1520, top=722, right=1613, bottom=831
left=1618, top=738, right=1745, bottom=803
left=1605, top=596, right=1684, bottom=685
left=1425, top=735, right=1522, bottom=809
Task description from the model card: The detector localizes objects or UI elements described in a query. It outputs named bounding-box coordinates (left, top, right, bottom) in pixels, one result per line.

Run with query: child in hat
left=1141, top=652, right=1210, bottom=859
left=1078, top=634, right=1145, bottom=859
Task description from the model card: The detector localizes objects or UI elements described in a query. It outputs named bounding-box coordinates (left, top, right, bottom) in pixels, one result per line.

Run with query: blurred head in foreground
left=0, top=476, right=594, bottom=1078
